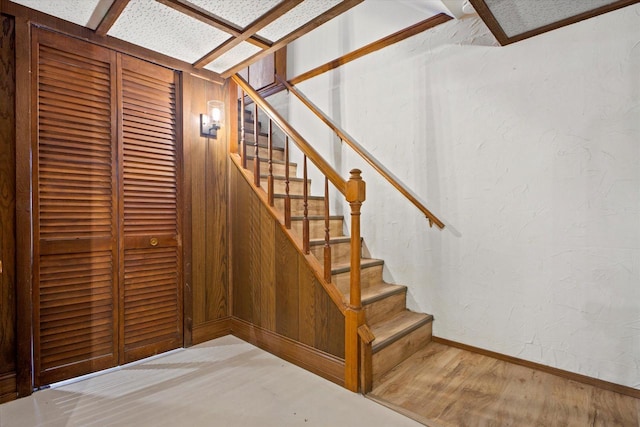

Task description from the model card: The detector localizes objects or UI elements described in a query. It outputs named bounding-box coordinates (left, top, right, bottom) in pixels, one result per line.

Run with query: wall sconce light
left=200, top=100, right=224, bottom=138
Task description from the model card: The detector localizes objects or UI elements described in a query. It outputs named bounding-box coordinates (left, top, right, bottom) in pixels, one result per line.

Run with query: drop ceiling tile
left=107, top=0, right=230, bottom=64
left=188, top=0, right=282, bottom=28
left=204, top=42, right=261, bottom=74
left=258, top=0, right=341, bottom=42
left=485, top=0, right=618, bottom=37
left=11, top=0, right=112, bottom=30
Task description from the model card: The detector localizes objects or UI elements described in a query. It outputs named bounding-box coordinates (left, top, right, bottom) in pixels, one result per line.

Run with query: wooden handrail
left=232, top=74, right=347, bottom=195
left=278, top=76, right=445, bottom=230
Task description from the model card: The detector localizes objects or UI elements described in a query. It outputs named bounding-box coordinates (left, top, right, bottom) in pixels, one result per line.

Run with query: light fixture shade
left=201, top=99, right=225, bottom=138
left=208, top=100, right=224, bottom=124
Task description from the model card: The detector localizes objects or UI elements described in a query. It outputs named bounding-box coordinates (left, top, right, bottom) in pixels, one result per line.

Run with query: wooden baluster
left=344, top=168, right=366, bottom=392
left=267, top=119, right=274, bottom=206
left=240, top=93, right=247, bottom=169
left=253, top=102, right=260, bottom=187
left=323, top=177, right=331, bottom=283
left=302, top=155, right=309, bottom=254
left=284, top=136, right=291, bottom=229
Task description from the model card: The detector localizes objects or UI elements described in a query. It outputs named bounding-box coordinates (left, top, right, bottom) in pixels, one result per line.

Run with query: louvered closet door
left=118, top=55, right=182, bottom=363
left=34, top=31, right=118, bottom=386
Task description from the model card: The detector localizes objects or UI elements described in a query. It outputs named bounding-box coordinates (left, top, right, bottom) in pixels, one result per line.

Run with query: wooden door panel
left=119, top=55, right=182, bottom=363
left=34, top=31, right=118, bottom=386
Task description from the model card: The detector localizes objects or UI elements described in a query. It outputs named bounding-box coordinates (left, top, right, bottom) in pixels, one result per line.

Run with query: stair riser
left=291, top=218, right=343, bottom=240
left=372, top=322, right=432, bottom=386
left=310, top=240, right=351, bottom=266
left=247, top=158, right=296, bottom=176
left=240, top=132, right=268, bottom=146
left=242, top=143, right=285, bottom=162
left=333, top=264, right=383, bottom=294
left=271, top=179, right=310, bottom=196
left=274, top=197, right=324, bottom=216
left=365, top=292, right=407, bottom=326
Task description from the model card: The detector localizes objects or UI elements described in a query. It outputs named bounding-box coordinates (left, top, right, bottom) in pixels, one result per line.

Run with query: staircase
left=239, top=107, right=434, bottom=391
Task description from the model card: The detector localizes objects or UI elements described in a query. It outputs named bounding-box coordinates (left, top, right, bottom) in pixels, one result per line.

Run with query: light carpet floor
left=0, top=335, right=420, bottom=427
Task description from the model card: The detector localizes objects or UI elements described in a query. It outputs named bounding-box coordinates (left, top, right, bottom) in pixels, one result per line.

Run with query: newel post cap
left=346, top=169, right=366, bottom=203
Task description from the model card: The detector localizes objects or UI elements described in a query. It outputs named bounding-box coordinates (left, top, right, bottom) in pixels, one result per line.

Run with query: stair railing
left=277, top=76, right=445, bottom=230
left=232, top=73, right=364, bottom=392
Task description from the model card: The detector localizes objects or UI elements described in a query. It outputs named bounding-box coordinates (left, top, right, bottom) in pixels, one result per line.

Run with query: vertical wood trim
left=29, top=28, right=39, bottom=382
left=0, top=10, right=16, bottom=367
left=182, top=73, right=193, bottom=347
left=226, top=80, right=236, bottom=317
left=15, top=17, right=33, bottom=397
left=109, top=48, right=120, bottom=366
left=0, top=14, right=17, bottom=402
left=115, top=52, right=126, bottom=365
left=190, top=78, right=206, bottom=326
left=174, top=69, right=186, bottom=346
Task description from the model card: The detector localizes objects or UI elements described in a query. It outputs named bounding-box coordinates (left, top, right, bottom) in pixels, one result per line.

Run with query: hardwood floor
left=369, top=342, right=640, bottom=427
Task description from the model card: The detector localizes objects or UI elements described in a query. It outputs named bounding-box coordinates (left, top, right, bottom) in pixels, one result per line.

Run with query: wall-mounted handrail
left=278, top=76, right=445, bottom=230
left=232, top=74, right=347, bottom=195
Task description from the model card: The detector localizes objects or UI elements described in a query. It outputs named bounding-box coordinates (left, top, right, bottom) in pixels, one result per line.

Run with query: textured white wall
left=285, top=4, right=640, bottom=389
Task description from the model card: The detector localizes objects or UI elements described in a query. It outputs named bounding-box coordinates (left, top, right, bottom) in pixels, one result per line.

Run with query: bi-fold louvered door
left=118, top=55, right=182, bottom=363
left=33, top=30, right=182, bottom=386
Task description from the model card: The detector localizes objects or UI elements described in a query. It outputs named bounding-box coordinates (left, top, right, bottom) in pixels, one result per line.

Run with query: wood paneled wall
left=230, top=164, right=344, bottom=359
left=183, top=74, right=230, bottom=345
left=0, top=13, right=17, bottom=404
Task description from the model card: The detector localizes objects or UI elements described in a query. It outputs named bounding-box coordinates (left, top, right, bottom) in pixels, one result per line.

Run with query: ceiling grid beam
left=193, top=0, right=303, bottom=69
left=95, top=0, right=130, bottom=36
left=155, top=0, right=271, bottom=49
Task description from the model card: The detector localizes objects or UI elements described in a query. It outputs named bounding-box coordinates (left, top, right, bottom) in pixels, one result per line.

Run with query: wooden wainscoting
left=192, top=318, right=231, bottom=345
left=0, top=374, right=17, bottom=404
left=0, top=14, right=17, bottom=403
left=230, top=160, right=345, bottom=363
left=231, top=317, right=345, bottom=387
left=182, top=74, right=229, bottom=347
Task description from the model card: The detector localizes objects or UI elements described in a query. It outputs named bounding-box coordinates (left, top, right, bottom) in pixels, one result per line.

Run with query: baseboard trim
left=192, top=317, right=232, bottom=345
left=231, top=317, right=345, bottom=387
left=432, top=336, right=640, bottom=399
left=0, top=372, right=17, bottom=404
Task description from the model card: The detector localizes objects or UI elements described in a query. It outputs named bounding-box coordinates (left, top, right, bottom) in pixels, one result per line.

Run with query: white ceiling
left=483, top=0, right=622, bottom=38
left=8, top=0, right=630, bottom=77
left=9, top=0, right=363, bottom=75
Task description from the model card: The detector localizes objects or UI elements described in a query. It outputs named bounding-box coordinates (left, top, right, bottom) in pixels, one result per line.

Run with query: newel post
left=344, top=169, right=365, bottom=392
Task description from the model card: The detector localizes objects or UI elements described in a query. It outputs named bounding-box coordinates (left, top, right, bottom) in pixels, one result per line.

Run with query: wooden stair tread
left=309, top=236, right=350, bottom=246
left=245, top=155, right=295, bottom=166
left=371, top=311, right=433, bottom=353
left=344, top=281, right=406, bottom=305
left=362, top=282, right=406, bottom=305
left=291, top=215, right=342, bottom=220
left=259, top=174, right=303, bottom=181
left=331, top=258, right=383, bottom=275
left=240, top=128, right=266, bottom=136
left=272, top=193, right=323, bottom=200
left=249, top=143, right=285, bottom=152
